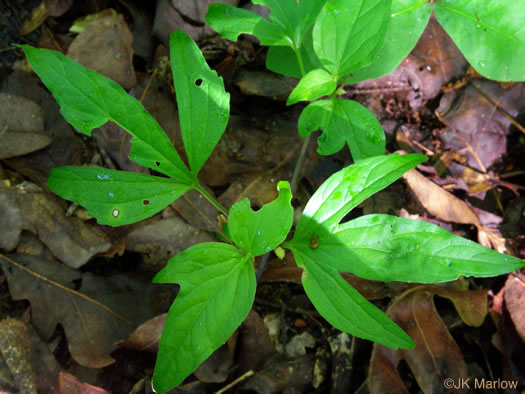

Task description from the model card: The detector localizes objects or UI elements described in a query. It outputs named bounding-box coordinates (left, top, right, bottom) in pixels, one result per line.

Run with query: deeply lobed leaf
left=298, top=97, right=386, bottom=159
left=20, top=45, right=193, bottom=184
left=228, top=181, right=293, bottom=256
left=292, top=214, right=525, bottom=283
left=47, top=167, right=191, bottom=226
left=152, top=243, right=255, bottom=393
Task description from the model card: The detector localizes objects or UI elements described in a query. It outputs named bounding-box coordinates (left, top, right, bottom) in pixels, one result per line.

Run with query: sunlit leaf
left=170, top=30, right=230, bottom=174
left=152, top=243, right=255, bottom=392
left=313, top=0, right=392, bottom=78
left=19, top=45, right=192, bottom=184
left=434, top=0, right=525, bottom=81
left=228, top=181, right=293, bottom=256
left=287, top=68, right=336, bottom=105
left=47, top=167, right=190, bottom=226
left=298, top=97, right=385, bottom=159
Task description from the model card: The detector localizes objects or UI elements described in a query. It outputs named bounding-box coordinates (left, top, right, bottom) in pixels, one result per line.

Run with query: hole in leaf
left=143, top=200, right=150, bottom=206
left=155, top=161, right=160, bottom=167
left=195, top=78, right=203, bottom=86
left=112, top=209, right=120, bottom=217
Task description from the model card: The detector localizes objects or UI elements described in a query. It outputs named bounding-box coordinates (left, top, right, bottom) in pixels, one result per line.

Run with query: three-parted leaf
left=20, top=45, right=193, bottom=184
left=345, top=0, right=432, bottom=83
left=307, top=214, right=525, bottom=283
left=287, top=68, right=336, bottom=105
left=47, top=167, right=191, bottom=226
left=228, top=181, right=293, bottom=256
left=297, top=249, right=414, bottom=349
left=313, top=0, right=392, bottom=78
left=152, top=243, right=255, bottom=393
left=298, top=98, right=386, bottom=159
left=434, top=0, right=525, bottom=81
left=170, top=31, right=230, bottom=174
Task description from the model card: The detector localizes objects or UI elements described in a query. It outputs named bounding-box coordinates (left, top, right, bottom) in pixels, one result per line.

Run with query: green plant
left=21, top=27, right=524, bottom=394
left=206, top=0, right=525, bottom=161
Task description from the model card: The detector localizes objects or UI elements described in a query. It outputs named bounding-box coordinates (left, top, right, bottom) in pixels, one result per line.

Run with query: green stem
left=294, top=47, right=306, bottom=77
left=195, top=183, right=228, bottom=216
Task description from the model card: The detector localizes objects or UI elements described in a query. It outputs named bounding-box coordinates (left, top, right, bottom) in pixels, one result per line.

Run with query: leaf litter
left=0, top=1, right=524, bottom=392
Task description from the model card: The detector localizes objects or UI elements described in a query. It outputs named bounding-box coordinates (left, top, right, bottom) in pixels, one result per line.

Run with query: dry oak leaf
left=0, top=254, right=161, bottom=368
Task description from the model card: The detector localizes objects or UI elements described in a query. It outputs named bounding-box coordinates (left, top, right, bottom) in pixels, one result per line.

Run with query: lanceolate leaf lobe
left=47, top=167, right=191, bottom=226
left=20, top=45, right=193, bottom=184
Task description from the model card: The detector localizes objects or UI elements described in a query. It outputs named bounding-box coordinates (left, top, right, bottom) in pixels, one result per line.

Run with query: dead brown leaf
left=1, top=71, right=87, bottom=186
left=0, top=93, right=51, bottom=160
left=125, top=212, right=215, bottom=267
left=0, top=181, right=111, bottom=268
left=59, top=371, right=109, bottom=394
left=504, top=271, right=525, bottom=342
left=369, top=285, right=488, bottom=393
left=436, top=81, right=524, bottom=171
left=236, top=310, right=276, bottom=373
left=0, top=254, right=163, bottom=368
left=0, top=318, right=37, bottom=394
left=67, top=11, right=136, bottom=89
left=119, top=313, right=166, bottom=353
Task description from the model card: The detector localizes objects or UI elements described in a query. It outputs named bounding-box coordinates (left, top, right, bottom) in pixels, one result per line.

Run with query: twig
left=215, top=370, right=254, bottom=394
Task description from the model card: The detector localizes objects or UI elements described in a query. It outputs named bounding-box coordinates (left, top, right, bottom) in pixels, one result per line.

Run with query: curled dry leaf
left=0, top=181, right=111, bottom=268
left=0, top=254, right=162, bottom=368
left=0, top=318, right=37, bottom=394
left=403, top=167, right=510, bottom=252
left=59, top=372, right=109, bottom=394
left=369, top=286, right=488, bottom=393
left=67, top=11, right=136, bottom=89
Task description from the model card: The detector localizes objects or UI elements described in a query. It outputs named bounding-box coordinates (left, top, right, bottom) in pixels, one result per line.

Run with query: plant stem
left=294, top=47, right=306, bottom=77
left=195, top=183, right=228, bottom=216
left=290, top=134, right=311, bottom=194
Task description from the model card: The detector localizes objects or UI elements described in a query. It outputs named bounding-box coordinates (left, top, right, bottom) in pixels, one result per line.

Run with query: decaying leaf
left=0, top=93, right=51, bottom=160
left=67, top=11, right=136, bottom=89
left=0, top=181, right=111, bottom=268
left=504, top=271, right=525, bottom=342
left=369, top=285, right=488, bottom=393
left=0, top=318, right=37, bottom=394
left=0, top=254, right=163, bottom=368
left=436, top=81, right=524, bottom=171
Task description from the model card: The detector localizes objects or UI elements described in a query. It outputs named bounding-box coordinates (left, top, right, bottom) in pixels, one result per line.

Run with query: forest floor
left=0, top=1, right=525, bottom=393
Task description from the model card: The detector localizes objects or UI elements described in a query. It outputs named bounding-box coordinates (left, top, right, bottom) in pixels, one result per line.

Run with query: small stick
left=215, top=370, right=254, bottom=394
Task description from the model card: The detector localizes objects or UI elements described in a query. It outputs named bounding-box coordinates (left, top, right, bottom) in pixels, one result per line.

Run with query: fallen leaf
left=241, top=355, right=314, bottom=393
left=59, top=371, right=110, bottom=394
left=234, top=70, right=296, bottom=101
left=504, top=271, right=525, bottom=342
left=125, top=213, right=215, bottom=267
left=351, top=16, right=467, bottom=110
left=67, top=11, right=136, bottom=89
left=0, top=93, right=51, bottom=160
left=119, top=314, right=166, bottom=353
left=0, top=253, right=163, bottom=368
left=369, top=285, right=487, bottom=393
left=436, top=81, right=524, bottom=171
left=2, top=71, right=87, bottom=186
left=236, top=310, right=275, bottom=373
left=44, top=0, right=72, bottom=17
left=0, top=181, right=111, bottom=268
left=403, top=167, right=480, bottom=225
left=0, top=318, right=37, bottom=394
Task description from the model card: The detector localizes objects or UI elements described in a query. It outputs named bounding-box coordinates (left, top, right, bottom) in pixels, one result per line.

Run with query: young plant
left=206, top=0, right=525, bottom=161
left=21, top=29, right=524, bottom=393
